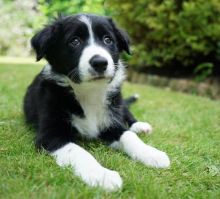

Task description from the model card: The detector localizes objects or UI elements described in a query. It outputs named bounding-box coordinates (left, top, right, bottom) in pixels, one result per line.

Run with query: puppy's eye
left=71, top=37, right=81, bottom=47
left=103, top=35, right=113, bottom=45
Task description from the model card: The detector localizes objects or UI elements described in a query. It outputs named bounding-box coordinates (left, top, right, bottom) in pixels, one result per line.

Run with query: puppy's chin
left=91, top=76, right=105, bottom=81
left=87, top=75, right=112, bottom=82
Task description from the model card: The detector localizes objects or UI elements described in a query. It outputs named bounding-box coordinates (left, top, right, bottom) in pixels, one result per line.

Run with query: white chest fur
left=70, top=81, right=111, bottom=138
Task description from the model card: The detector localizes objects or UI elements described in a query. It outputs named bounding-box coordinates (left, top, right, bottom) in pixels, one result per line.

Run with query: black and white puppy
left=24, top=14, right=170, bottom=191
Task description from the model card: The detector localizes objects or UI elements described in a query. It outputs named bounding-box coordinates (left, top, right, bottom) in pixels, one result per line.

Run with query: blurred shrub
left=38, top=0, right=107, bottom=18
left=107, top=0, right=220, bottom=76
left=0, top=0, right=39, bottom=56
left=2, top=0, right=220, bottom=80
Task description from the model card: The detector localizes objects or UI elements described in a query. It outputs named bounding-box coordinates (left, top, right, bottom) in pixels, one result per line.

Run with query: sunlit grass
left=0, top=60, right=220, bottom=199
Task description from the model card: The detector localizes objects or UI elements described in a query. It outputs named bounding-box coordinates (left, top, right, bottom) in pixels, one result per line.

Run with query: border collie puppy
left=24, top=14, right=170, bottom=191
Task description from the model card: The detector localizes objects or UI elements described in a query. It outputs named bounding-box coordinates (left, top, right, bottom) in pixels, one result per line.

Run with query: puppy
left=24, top=14, right=170, bottom=191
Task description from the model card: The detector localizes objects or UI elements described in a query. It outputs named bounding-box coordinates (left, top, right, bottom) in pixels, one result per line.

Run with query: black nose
left=89, top=55, right=108, bottom=73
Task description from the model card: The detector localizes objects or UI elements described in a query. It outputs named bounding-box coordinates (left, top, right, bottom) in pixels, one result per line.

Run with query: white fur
left=42, top=64, right=70, bottom=87
left=134, top=93, right=139, bottom=99
left=79, top=15, right=94, bottom=44
left=110, top=141, right=120, bottom=149
left=70, top=81, right=111, bottom=138
left=52, top=143, right=122, bottom=191
left=130, top=121, right=153, bottom=134
left=116, top=131, right=170, bottom=168
left=107, top=60, right=126, bottom=92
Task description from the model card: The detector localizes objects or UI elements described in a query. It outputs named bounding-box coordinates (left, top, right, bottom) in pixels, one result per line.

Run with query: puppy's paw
left=130, top=121, right=153, bottom=134
left=53, top=143, right=122, bottom=191
left=81, top=167, right=123, bottom=192
left=139, top=147, right=170, bottom=168
left=120, top=131, right=170, bottom=169
left=101, top=169, right=123, bottom=191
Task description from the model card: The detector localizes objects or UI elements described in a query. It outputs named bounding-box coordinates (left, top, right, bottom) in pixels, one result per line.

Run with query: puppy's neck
left=71, top=80, right=109, bottom=105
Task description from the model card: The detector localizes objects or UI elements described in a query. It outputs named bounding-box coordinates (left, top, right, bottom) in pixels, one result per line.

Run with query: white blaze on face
left=78, top=15, right=115, bottom=81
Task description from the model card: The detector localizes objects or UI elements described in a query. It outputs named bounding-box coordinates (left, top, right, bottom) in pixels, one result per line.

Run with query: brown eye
left=103, top=35, right=113, bottom=45
left=71, top=37, right=81, bottom=47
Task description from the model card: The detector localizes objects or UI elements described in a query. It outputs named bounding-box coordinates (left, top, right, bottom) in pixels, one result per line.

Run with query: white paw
left=52, top=143, right=122, bottom=191
left=80, top=167, right=123, bottom=191
left=138, top=147, right=170, bottom=168
left=120, top=131, right=170, bottom=168
left=130, top=122, right=153, bottom=134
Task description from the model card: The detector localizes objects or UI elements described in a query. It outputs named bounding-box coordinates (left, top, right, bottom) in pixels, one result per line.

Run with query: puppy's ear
left=108, top=18, right=131, bottom=55
left=31, top=24, right=60, bottom=61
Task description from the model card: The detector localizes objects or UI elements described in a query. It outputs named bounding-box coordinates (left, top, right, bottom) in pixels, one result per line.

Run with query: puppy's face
left=31, top=14, right=130, bottom=83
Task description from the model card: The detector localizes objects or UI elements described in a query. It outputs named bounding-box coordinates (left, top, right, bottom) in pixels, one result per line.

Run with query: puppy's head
left=31, top=14, right=130, bottom=83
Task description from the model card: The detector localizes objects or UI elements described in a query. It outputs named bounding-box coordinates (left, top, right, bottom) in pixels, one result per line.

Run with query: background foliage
left=0, top=0, right=106, bottom=57
left=107, top=0, right=220, bottom=77
left=38, top=0, right=107, bottom=17
left=1, top=0, right=220, bottom=78
left=0, top=0, right=38, bottom=56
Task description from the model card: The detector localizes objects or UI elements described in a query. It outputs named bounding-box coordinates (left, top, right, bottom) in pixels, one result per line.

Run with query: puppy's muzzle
left=89, top=55, right=108, bottom=74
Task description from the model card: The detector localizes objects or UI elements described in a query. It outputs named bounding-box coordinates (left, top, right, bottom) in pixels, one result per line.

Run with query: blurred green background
left=0, top=0, right=220, bottom=98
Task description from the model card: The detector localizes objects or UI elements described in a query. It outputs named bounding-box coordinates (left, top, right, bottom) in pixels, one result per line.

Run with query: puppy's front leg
left=37, top=114, right=122, bottom=191
left=111, top=131, right=170, bottom=168
left=52, top=143, right=122, bottom=191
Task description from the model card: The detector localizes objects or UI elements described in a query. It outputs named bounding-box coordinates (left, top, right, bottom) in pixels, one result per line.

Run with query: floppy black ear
left=31, top=24, right=60, bottom=61
left=108, top=18, right=131, bottom=55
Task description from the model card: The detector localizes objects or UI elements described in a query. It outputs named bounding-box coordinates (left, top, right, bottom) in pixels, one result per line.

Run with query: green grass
left=0, top=58, right=220, bottom=199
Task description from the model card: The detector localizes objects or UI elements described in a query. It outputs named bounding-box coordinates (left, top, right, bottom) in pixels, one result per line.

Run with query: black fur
left=24, top=14, right=136, bottom=152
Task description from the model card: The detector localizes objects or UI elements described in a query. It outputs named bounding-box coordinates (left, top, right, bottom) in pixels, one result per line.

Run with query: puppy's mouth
left=87, top=69, right=113, bottom=82
left=89, top=71, right=111, bottom=81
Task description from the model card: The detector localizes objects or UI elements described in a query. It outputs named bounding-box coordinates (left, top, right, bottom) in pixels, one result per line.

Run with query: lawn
left=0, top=58, right=220, bottom=199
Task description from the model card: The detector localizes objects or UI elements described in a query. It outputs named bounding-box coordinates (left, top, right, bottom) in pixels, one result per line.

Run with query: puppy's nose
left=89, top=55, right=108, bottom=73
